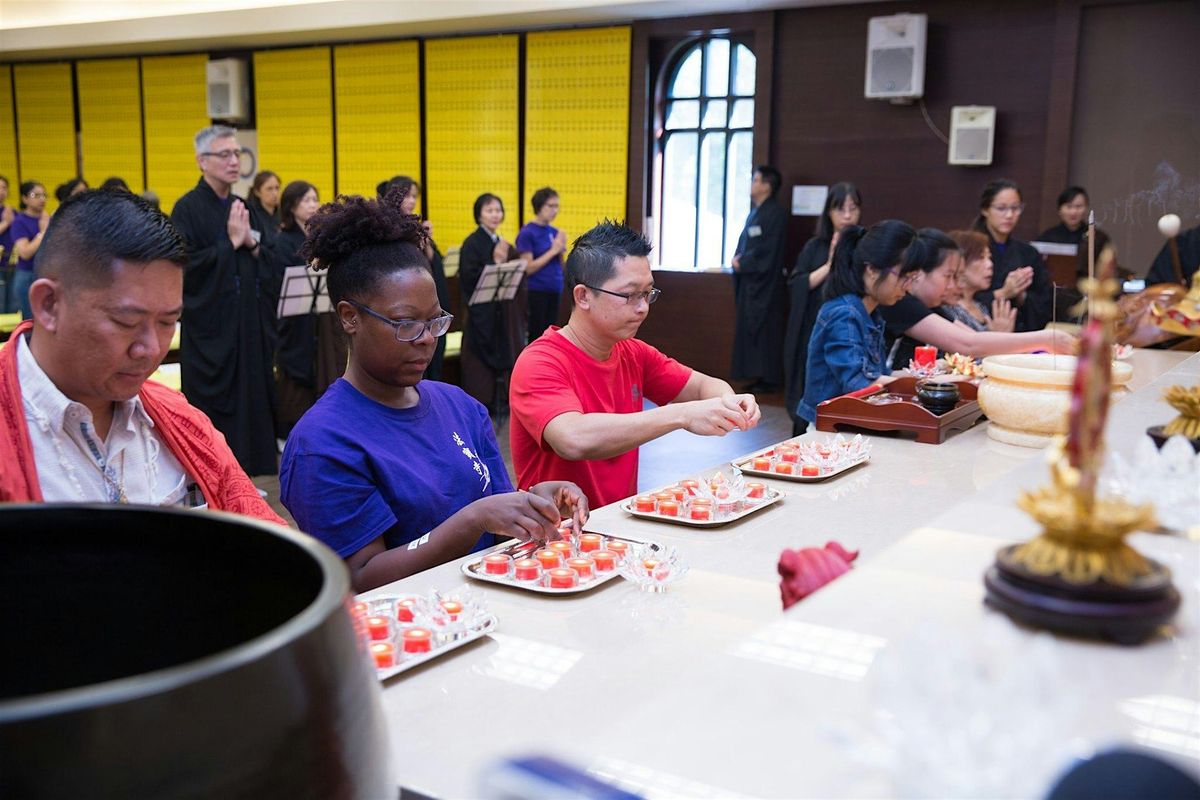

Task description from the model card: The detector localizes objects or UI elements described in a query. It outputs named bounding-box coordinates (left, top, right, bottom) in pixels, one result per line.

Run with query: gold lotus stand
left=983, top=260, right=1181, bottom=645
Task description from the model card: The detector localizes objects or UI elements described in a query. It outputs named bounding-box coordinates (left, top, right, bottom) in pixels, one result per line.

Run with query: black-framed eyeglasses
left=199, top=148, right=245, bottom=160
left=584, top=285, right=661, bottom=305
left=347, top=300, right=453, bottom=342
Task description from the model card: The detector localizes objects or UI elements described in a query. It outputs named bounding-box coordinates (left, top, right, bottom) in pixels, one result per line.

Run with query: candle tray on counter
left=620, top=481, right=783, bottom=528
left=356, top=592, right=498, bottom=681
left=732, top=433, right=871, bottom=482
left=462, top=533, right=662, bottom=595
left=815, top=377, right=984, bottom=444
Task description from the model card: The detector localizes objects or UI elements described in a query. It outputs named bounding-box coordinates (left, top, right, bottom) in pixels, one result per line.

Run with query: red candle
left=439, top=600, right=463, bottom=621
left=535, top=549, right=563, bottom=569
left=591, top=550, right=617, bottom=572
left=780, top=450, right=799, bottom=464
left=801, top=464, right=820, bottom=477
left=547, top=568, right=578, bottom=589
left=578, top=533, right=603, bottom=552
left=679, top=479, right=700, bottom=493
left=634, top=495, right=656, bottom=512
left=549, top=540, right=573, bottom=557
left=402, top=627, right=432, bottom=654
left=643, top=558, right=661, bottom=577
left=366, top=616, right=392, bottom=641
left=370, top=642, right=396, bottom=669
left=658, top=500, right=680, bottom=516
left=774, top=462, right=794, bottom=475
left=746, top=482, right=765, bottom=498
left=668, top=486, right=686, bottom=501
left=513, top=558, right=542, bottom=581
left=914, top=345, right=937, bottom=368
left=395, top=598, right=417, bottom=623
left=751, top=457, right=771, bottom=471
left=653, top=491, right=675, bottom=506
left=607, top=541, right=629, bottom=561
left=350, top=601, right=369, bottom=619
left=482, top=554, right=512, bottom=575
left=567, top=557, right=594, bottom=579
left=690, top=505, right=712, bottom=521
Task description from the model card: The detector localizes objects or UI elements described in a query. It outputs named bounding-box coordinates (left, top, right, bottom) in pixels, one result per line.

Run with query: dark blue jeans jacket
left=797, top=293, right=889, bottom=423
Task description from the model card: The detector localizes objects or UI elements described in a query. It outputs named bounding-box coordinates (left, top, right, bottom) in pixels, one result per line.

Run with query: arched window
left=655, top=37, right=756, bottom=269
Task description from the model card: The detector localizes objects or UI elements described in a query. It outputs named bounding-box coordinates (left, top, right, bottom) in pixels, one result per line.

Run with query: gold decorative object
left=1151, top=271, right=1200, bottom=336
left=1162, top=385, right=1200, bottom=438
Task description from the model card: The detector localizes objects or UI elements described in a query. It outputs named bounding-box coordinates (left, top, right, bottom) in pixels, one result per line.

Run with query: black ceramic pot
left=916, top=380, right=960, bottom=415
left=0, top=504, right=391, bottom=799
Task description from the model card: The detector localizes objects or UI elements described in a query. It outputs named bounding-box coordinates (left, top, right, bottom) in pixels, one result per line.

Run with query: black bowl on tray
left=915, top=380, right=961, bottom=415
left=1146, top=425, right=1200, bottom=454
left=0, top=504, right=391, bottom=799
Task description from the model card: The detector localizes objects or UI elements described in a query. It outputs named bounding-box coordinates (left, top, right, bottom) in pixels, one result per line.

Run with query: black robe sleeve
left=1147, top=227, right=1200, bottom=286
left=731, top=200, right=787, bottom=383
left=981, top=236, right=1053, bottom=332
left=459, top=229, right=514, bottom=373
left=783, top=237, right=830, bottom=423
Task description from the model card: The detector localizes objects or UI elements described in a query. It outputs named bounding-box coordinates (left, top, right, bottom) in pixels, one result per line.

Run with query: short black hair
left=564, top=220, right=652, bottom=304
left=18, top=181, right=43, bottom=210
left=824, top=219, right=918, bottom=300
left=301, top=190, right=430, bottom=306
left=100, top=176, right=131, bottom=193
left=280, top=180, right=317, bottom=231
left=531, top=187, right=558, bottom=214
left=910, top=227, right=960, bottom=273
left=1057, top=185, right=1088, bottom=208
left=754, top=165, right=781, bottom=197
left=473, top=193, right=504, bottom=224
left=377, top=175, right=417, bottom=200
left=973, top=178, right=1021, bottom=232
left=816, top=182, right=862, bottom=243
left=35, top=189, right=187, bottom=288
left=54, top=178, right=88, bottom=203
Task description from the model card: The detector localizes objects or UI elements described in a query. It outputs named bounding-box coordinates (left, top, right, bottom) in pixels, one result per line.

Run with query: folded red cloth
left=778, top=542, right=859, bottom=610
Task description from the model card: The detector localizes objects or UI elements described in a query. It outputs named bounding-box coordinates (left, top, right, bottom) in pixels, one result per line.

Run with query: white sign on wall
left=791, top=185, right=829, bottom=216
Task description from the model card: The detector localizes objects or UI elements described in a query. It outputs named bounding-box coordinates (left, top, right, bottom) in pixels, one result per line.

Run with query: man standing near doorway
left=730, top=165, right=787, bottom=394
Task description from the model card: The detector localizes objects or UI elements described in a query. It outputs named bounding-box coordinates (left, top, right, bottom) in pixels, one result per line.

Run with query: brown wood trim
left=1039, top=0, right=1082, bottom=231
left=626, top=22, right=651, bottom=232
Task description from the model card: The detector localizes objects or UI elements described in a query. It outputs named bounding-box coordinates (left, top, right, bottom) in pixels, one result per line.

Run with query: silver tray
left=462, top=534, right=662, bottom=594
left=619, top=486, right=783, bottom=528
left=732, top=452, right=870, bottom=483
left=373, top=614, right=498, bottom=681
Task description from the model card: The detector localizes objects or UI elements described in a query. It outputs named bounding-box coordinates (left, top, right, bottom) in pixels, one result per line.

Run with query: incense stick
left=1087, top=210, right=1096, bottom=320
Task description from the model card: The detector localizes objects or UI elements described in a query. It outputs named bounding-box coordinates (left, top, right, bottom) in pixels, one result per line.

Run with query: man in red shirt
left=510, top=220, right=761, bottom=507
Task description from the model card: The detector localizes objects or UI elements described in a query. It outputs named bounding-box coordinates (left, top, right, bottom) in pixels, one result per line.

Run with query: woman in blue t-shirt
left=797, top=220, right=924, bottom=424
left=280, top=190, right=588, bottom=592
left=516, top=186, right=568, bottom=341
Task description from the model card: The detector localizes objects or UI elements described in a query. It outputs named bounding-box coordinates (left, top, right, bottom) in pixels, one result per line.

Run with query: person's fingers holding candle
left=529, top=481, right=590, bottom=529
left=471, top=491, right=560, bottom=543
left=682, top=396, right=746, bottom=436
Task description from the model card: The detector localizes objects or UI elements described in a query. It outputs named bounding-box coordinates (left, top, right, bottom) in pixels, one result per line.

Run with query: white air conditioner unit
left=948, top=105, right=996, bottom=166
left=206, top=58, right=250, bottom=122
left=864, top=13, right=927, bottom=102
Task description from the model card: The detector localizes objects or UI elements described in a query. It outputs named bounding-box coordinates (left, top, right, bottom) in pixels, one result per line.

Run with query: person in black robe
left=459, top=193, right=527, bottom=421
left=1147, top=224, right=1200, bottom=286
left=1037, top=186, right=1115, bottom=320
left=171, top=126, right=278, bottom=476
left=972, top=179, right=1052, bottom=332
left=378, top=176, right=451, bottom=380
left=272, top=180, right=347, bottom=438
left=783, top=182, right=861, bottom=435
left=246, top=170, right=281, bottom=252
left=730, top=165, right=786, bottom=393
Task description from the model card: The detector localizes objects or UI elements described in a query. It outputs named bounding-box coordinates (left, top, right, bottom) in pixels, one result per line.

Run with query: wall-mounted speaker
left=864, top=13, right=927, bottom=101
left=206, top=58, right=250, bottom=123
left=948, top=105, right=996, bottom=166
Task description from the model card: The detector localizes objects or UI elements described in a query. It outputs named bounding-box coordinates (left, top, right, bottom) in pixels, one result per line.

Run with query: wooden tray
left=462, top=533, right=661, bottom=594
left=620, top=487, right=783, bottom=528
left=815, top=377, right=984, bottom=444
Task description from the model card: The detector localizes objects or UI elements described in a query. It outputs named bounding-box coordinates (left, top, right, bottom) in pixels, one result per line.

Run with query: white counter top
left=364, top=349, right=1200, bottom=799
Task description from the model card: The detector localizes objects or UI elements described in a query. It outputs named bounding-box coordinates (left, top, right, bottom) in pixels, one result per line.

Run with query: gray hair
left=194, top=125, right=238, bottom=155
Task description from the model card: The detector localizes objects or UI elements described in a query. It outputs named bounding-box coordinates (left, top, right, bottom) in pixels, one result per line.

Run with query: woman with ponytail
left=796, top=220, right=921, bottom=424
left=279, top=191, right=587, bottom=592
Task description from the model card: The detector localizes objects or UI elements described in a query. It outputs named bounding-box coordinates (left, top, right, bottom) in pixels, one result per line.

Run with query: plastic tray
left=619, top=487, right=783, bottom=528
left=373, top=614, right=498, bottom=681
left=462, top=534, right=663, bottom=594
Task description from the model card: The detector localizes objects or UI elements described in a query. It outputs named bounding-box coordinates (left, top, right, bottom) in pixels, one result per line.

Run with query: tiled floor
left=255, top=389, right=794, bottom=529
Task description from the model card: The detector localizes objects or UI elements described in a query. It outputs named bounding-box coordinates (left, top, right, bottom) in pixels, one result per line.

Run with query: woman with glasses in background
left=8, top=181, right=51, bottom=319
left=279, top=192, right=587, bottom=592
left=972, top=179, right=1053, bottom=332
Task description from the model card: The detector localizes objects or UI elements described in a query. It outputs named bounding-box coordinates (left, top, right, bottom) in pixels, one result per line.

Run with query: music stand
left=467, top=260, right=526, bottom=306
left=277, top=265, right=331, bottom=319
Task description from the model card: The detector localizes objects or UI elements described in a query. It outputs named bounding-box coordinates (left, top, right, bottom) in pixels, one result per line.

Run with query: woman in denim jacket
left=797, top=220, right=922, bottom=424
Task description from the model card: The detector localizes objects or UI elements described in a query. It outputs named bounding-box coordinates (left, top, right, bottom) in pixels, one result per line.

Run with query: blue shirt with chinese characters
left=797, top=293, right=890, bottom=423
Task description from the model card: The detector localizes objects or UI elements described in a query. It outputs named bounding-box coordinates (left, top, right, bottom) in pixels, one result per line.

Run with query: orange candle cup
left=513, top=558, right=542, bottom=582
left=607, top=541, right=630, bottom=561
left=591, top=550, right=617, bottom=572
left=668, top=486, right=686, bottom=501
left=578, top=534, right=604, bottom=553
left=657, top=500, right=680, bottom=517
left=547, top=567, right=578, bottom=589
left=774, top=462, right=795, bottom=475
left=567, top=557, right=595, bottom=580
left=402, top=627, right=433, bottom=654
left=746, top=482, right=766, bottom=499
left=439, top=600, right=463, bottom=621
left=535, top=549, right=563, bottom=570
left=689, top=505, right=712, bottom=521
left=370, top=642, right=397, bottom=669
left=549, top=540, right=573, bottom=557
left=801, top=464, right=820, bottom=477
left=350, top=601, right=369, bottom=619
left=780, top=450, right=800, bottom=464
left=482, top=554, right=512, bottom=576
left=679, top=479, right=700, bottom=494
left=365, top=616, right=393, bottom=641
left=395, top=598, right=417, bottom=623
left=643, top=558, right=662, bottom=577
left=653, top=491, right=674, bottom=506
left=634, top=495, right=657, bottom=513
left=751, top=457, right=771, bottom=471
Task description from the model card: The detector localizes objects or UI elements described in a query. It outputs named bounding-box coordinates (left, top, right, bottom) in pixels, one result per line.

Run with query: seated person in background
left=1147, top=223, right=1200, bottom=286
left=509, top=220, right=761, bottom=508
left=280, top=193, right=587, bottom=592
left=0, top=189, right=284, bottom=524
left=973, top=179, right=1053, bottom=332
left=883, top=229, right=1074, bottom=369
left=941, top=230, right=1017, bottom=332
left=797, top=220, right=921, bottom=425
left=1037, top=185, right=1112, bottom=271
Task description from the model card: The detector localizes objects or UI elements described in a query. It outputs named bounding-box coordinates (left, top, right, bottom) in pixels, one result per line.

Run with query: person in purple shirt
left=0, top=175, right=14, bottom=312
left=516, top=187, right=568, bottom=340
left=280, top=191, right=588, bottom=592
left=9, top=181, right=51, bottom=320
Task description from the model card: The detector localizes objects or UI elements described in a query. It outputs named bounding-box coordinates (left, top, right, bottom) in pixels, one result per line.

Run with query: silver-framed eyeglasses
left=989, top=203, right=1025, bottom=215
left=347, top=300, right=453, bottom=342
left=584, top=285, right=661, bottom=305
left=199, top=148, right=246, bottom=161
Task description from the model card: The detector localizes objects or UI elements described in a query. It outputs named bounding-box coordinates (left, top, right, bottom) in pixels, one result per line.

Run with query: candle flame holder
left=618, top=543, right=688, bottom=593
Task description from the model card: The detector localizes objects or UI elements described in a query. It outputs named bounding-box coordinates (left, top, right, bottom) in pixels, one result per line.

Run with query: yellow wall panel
left=525, top=27, right=631, bottom=247
left=142, top=54, right=209, bottom=214
left=0, top=66, right=18, bottom=188
left=334, top=41, right=421, bottom=203
left=254, top=46, right=334, bottom=203
left=425, top=35, right=519, bottom=248
left=14, top=62, right=76, bottom=213
left=77, top=58, right=144, bottom=191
